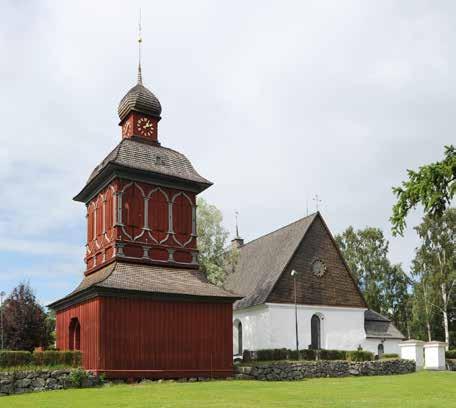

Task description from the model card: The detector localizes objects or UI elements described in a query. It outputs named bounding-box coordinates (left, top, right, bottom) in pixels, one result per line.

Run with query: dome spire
left=137, top=8, right=143, bottom=85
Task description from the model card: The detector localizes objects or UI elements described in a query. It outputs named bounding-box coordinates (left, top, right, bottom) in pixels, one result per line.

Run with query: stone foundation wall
left=0, top=369, right=100, bottom=396
left=236, top=359, right=416, bottom=381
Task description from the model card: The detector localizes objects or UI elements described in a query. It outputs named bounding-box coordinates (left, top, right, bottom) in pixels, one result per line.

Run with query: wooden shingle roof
left=49, top=262, right=240, bottom=310
left=224, top=214, right=317, bottom=309
left=364, top=310, right=405, bottom=339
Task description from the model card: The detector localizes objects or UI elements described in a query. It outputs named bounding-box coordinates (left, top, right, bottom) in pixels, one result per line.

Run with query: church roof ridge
left=240, top=212, right=319, bottom=249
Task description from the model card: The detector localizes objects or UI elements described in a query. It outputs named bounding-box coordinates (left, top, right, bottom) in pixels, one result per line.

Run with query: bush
left=33, top=350, right=81, bottom=367
left=318, top=349, right=347, bottom=360
left=381, top=353, right=399, bottom=359
left=445, top=349, right=456, bottom=359
left=70, top=368, right=88, bottom=388
left=242, top=349, right=252, bottom=362
left=256, top=348, right=288, bottom=361
left=347, top=350, right=374, bottom=362
left=0, top=351, right=32, bottom=367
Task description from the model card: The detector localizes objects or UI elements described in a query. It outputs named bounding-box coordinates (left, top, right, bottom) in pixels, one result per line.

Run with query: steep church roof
left=224, top=214, right=317, bottom=309
left=224, top=212, right=368, bottom=310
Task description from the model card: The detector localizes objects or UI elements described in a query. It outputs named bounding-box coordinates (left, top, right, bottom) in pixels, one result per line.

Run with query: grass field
left=1, top=371, right=455, bottom=408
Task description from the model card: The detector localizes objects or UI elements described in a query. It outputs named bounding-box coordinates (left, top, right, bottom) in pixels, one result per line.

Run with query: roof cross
left=313, top=194, right=322, bottom=212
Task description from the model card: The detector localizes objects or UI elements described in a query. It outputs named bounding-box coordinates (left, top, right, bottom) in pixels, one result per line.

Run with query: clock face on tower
left=137, top=117, right=155, bottom=137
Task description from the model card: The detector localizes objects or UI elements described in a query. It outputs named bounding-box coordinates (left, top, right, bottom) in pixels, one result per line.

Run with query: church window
left=378, top=343, right=384, bottom=358
left=233, top=319, right=243, bottom=356
left=311, top=314, right=321, bottom=349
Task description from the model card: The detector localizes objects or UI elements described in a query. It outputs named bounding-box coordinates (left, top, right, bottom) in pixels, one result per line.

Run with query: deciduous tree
left=2, top=283, right=53, bottom=351
left=391, top=145, right=456, bottom=236
left=197, top=197, right=238, bottom=285
left=335, top=227, right=410, bottom=333
left=412, top=208, right=456, bottom=348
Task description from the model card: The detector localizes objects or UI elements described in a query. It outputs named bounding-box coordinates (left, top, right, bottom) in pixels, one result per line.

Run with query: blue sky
left=1, top=0, right=454, bottom=306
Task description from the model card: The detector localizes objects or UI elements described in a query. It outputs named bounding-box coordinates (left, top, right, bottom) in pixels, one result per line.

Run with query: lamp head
left=291, top=270, right=298, bottom=277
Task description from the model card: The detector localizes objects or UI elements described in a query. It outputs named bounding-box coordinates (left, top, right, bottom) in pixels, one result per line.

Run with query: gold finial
left=137, top=8, right=143, bottom=84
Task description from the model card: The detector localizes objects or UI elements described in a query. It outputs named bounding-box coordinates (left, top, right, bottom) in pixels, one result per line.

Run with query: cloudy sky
left=1, top=1, right=454, bottom=305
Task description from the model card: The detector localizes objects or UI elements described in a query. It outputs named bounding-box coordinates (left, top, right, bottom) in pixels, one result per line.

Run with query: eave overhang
left=48, top=286, right=242, bottom=312
left=73, top=163, right=213, bottom=203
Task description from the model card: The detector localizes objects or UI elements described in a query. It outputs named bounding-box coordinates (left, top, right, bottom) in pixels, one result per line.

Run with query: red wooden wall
left=56, top=298, right=101, bottom=370
left=56, top=296, right=234, bottom=379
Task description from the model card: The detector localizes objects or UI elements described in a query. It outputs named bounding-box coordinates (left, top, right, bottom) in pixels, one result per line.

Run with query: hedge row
left=446, top=349, right=456, bottom=359
left=0, top=350, right=82, bottom=368
left=242, top=348, right=374, bottom=362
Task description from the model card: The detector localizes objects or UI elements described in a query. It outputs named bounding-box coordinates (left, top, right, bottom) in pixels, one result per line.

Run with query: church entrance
left=69, top=318, right=80, bottom=351
left=233, top=319, right=243, bottom=356
left=311, top=314, right=321, bottom=349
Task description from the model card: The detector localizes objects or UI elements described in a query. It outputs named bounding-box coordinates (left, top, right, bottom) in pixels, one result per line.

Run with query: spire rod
left=137, top=8, right=143, bottom=84
left=235, top=211, right=240, bottom=238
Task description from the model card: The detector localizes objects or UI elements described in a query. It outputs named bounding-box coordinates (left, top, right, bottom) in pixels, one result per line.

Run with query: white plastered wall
left=234, top=303, right=403, bottom=354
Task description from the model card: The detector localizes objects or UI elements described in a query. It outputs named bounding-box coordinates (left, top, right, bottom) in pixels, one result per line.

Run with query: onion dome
left=117, top=65, right=162, bottom=121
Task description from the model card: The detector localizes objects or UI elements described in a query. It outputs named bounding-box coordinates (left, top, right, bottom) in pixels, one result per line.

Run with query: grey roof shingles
left=224, top=213, right=317, bottom=310
left=364, top=310, right=405, bottom=339
left=83, top=138, right=212, bottom=189
left=50, top=262, right=239, bottom=308
left=118, top=82, right=162, bottom=121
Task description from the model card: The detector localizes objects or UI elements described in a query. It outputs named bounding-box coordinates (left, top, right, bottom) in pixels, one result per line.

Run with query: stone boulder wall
left=0, top=369, right=100, bottom=396
left=236, top=359, right=416, bottom=381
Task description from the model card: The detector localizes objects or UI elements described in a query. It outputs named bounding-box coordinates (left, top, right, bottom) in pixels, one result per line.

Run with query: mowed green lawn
left=1, top=371, right=455, bottom=408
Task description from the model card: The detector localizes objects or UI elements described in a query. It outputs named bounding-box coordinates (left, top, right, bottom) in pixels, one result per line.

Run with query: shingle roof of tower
left=117, top=70, right=162, bottom=121
left=48, top=262, right=241, bottom=310
left=73, top=138, right=213, bottom=202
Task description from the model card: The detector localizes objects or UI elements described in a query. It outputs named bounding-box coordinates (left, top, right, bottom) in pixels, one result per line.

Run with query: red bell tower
left=74, top=61, right=208, bottom=274
left=50, top=25, right=239, bottom=380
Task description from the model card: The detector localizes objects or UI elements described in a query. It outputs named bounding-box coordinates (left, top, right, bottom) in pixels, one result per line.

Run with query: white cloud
left=1, top=0, right=454, bottom=301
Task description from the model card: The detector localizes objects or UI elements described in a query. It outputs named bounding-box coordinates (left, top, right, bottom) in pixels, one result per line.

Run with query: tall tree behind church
left=197, top=198, right=238, bottom=285
left=335, top=227, right=410, bottom=334
left=412, top=208, right=456, bottom=348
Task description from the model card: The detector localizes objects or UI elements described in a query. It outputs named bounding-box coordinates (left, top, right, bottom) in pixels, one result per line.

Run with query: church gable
left=267, top=214, right=367, bottom=309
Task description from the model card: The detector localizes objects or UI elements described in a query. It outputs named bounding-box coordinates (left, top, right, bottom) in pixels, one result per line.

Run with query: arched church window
left=69, top=318, right=81, bottom=351
left=378, top=343, right=384, bottom=358
left=233, top=319, right=243, bottom=356
left=311, top=314, right=321, bottom=350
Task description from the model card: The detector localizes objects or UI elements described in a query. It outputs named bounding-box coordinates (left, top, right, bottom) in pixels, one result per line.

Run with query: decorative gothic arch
left=233, top=319, right=243, bottom=356
left=69, top=318, right=81, bottom=351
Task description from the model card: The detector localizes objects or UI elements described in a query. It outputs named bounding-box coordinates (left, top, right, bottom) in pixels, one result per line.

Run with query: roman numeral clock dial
left=137, top=117, right=154, bottom=137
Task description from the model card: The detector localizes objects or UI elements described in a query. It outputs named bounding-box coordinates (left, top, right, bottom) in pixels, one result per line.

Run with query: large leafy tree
left=2, top=283, right=54, bottom=351
left=335, top=227, right=410, bottom=333
left=391, top=145, right=456, bottom=236
left=412, top=208, right=456, bottom=348
left=197, top=197, right=238, bottom=285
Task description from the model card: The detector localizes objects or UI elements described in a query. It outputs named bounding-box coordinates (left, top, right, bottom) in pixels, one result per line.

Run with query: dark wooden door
left=311, top=315, right=321, bottom=349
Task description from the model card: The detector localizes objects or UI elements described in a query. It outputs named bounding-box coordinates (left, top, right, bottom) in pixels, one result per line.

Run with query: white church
left=224, top=212, right=404, bottom=358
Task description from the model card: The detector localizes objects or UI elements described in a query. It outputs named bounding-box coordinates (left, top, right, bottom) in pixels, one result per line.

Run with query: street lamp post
left=290, top=270, right=299, bottom=358
left=0, top=291, right=5, bottom=350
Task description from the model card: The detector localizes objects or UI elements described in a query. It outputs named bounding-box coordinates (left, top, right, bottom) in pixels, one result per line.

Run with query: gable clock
left=312, top=259, right=327, bottom=278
